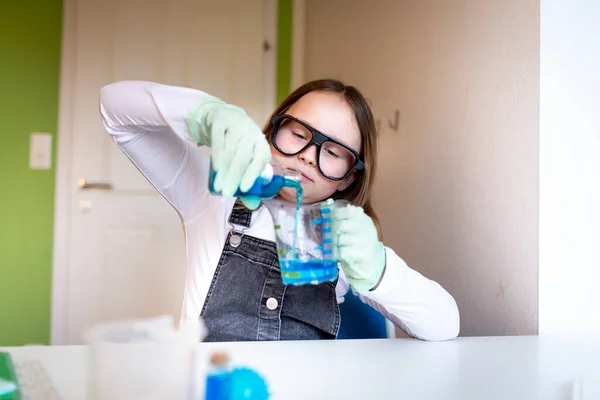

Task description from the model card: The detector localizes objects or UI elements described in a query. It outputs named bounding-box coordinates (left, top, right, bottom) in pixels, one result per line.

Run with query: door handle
left=78, top=178, right=113, bottom=190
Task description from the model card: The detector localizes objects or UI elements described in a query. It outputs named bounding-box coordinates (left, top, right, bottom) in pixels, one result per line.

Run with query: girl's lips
left=300, top=172, right=313, bottom=183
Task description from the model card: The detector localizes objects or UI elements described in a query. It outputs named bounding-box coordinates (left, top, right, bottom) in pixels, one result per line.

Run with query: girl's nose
left=298, top=144, right=318, bottom=167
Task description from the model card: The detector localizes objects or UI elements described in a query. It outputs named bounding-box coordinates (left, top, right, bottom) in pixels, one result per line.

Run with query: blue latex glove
left=186, top=98, right=271, bottom=210
left=333, top=202, right=386, bottom=292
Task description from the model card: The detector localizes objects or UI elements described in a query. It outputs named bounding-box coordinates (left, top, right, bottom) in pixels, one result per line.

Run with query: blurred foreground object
left=85, top=315, right=206, bottom=400
left=205, top=351, right=269, bottom=400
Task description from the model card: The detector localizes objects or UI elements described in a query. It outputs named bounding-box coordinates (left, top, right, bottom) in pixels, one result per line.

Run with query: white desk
left=3, top=335, right=600, bottom=399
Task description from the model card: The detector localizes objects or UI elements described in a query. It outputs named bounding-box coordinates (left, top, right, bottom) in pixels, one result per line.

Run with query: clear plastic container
left=84, top=316, right=204, bottom=400
left=264, top=199, right=349, bottom=285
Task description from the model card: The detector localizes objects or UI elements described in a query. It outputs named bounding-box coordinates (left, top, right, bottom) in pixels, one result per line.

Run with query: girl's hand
left=187, top=98, right=271, bottom=209
left=333, top=202, right=386, bottom=291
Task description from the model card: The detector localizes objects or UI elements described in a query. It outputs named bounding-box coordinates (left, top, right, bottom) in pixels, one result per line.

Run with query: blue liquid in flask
left=209, top=162, right=338, bottom=285
left=280, top=259, right=338, bottom=285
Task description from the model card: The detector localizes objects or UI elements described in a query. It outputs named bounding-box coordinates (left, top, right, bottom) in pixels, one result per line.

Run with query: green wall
left=0, top=2, right=62, bottom=345
left=277, top=0, right=293, bottom=104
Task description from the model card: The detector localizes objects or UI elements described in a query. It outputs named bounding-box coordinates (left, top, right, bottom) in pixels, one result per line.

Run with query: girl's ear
left=337, top=171, right=356, bottom=192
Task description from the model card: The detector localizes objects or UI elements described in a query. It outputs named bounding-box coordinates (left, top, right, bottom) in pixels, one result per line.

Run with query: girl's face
left=270, top=91, right=362, bottom=204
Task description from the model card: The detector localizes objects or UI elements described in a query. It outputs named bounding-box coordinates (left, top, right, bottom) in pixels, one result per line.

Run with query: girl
left=99, top=79, right=460, bottom=342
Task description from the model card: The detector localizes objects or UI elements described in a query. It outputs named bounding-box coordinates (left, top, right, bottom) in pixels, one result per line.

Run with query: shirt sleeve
left=99, top=80, right=217, bottom=221
left=355, top=247, right=460, bottom=341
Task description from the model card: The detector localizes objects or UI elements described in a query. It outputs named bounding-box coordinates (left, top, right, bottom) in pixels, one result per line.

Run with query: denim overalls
left=200, top=202, right=341, bottom=341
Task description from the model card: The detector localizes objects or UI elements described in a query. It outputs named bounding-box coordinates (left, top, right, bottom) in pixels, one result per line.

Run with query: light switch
left=29, top=133, right=52, bottom=170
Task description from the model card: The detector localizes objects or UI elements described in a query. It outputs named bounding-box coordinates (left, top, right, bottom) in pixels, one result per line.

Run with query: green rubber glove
left=186, top=98, right=271, bottom=210
left=0, top=377, right=17, bottom=397
left=333, top=202, right=386, bottom=292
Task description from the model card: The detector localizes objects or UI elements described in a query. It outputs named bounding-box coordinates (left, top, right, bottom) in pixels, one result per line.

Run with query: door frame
left=50, top=0, right=75, bottom=346
left=50, top=0, right=279, bottom=345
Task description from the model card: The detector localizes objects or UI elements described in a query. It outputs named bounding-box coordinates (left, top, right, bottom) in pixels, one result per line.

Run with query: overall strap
left=227, top=198, right=253, bottom=228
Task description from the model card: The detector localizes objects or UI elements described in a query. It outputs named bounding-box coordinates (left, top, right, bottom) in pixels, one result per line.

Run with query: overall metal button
left=229, top=234, right=242, bottom=248
left=266, top=297, right=278, bottom=310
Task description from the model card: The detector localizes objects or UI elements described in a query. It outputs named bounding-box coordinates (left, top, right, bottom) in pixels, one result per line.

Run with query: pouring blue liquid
left=209, top=162, right=338, bottom=285
left=279, top=180, right=338, bottom=286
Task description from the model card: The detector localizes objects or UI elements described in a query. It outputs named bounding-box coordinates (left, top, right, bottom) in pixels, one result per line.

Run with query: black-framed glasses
left=270, top=114, right=364, bottom=181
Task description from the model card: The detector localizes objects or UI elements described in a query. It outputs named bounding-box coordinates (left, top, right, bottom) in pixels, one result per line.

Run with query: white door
left=52, top=0, right=276, bottom=344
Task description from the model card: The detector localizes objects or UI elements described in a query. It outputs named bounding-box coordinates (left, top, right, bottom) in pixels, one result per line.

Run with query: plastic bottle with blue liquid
left=208, top=162, right=301, bottom=201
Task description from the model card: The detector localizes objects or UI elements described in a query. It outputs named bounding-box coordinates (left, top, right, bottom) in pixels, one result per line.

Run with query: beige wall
left=304, top=0, right=540, bottom=336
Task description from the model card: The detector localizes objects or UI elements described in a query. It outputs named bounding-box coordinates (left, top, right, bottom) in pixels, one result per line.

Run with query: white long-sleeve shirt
left=99, top=80, right=460, bottom=341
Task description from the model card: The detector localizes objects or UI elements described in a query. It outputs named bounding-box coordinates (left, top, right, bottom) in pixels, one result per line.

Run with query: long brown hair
left=263, top=79, right=382, bottom=239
